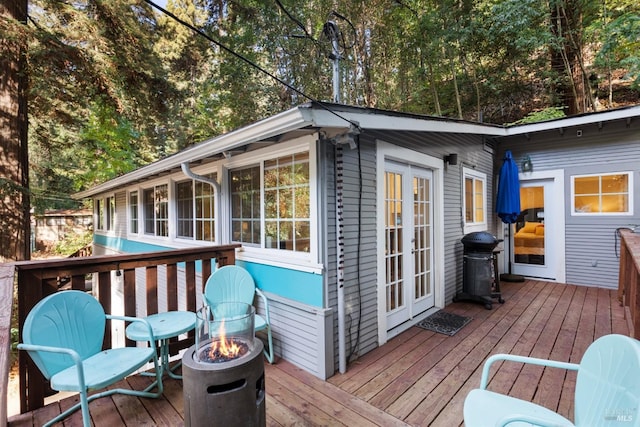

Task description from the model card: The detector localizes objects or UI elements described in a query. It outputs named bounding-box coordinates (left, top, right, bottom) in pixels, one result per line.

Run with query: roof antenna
left=323, top=21, right=341, bottom=103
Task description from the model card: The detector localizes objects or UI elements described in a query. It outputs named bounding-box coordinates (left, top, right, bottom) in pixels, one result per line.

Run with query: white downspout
left=180, top=161, right=221, bottom=201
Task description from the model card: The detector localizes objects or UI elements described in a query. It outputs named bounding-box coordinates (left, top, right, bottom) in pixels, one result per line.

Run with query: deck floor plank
left=8, top=280, right=630, bottom=427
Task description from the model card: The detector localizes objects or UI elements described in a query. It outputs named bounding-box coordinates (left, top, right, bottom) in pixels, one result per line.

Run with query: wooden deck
left=8, top=279, right=629, bottom=426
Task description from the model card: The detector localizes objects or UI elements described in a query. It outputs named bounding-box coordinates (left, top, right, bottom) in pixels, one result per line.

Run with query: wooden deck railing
left=618, top=229, right=640, bottom=340
left=8, top=244, right=240, bottom=415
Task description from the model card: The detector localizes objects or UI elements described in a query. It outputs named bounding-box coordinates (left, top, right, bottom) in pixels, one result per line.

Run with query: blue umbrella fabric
left=496, top=150, right=521, bottom=224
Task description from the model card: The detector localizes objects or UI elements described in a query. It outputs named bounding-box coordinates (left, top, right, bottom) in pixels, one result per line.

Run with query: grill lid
left=461, top=231, right=501, bottom=251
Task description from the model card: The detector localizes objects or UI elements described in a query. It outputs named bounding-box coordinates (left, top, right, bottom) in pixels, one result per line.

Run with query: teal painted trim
left=94, top=234, right=171, bottom=253
left=238, top=261, right=324, bottom=308
left=93, top=235, right=200, bottom=271
left=94, top=235, right=324, bottom=307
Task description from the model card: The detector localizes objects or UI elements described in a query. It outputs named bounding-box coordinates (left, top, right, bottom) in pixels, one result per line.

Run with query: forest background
left=2, top=0, right=640, bottom=215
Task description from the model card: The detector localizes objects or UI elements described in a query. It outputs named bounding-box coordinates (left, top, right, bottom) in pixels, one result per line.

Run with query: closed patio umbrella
left=496, top=150, right=524, bottom=282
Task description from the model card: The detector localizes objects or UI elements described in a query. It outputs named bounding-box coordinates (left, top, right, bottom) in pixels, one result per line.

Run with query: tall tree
left=0, top=0, right=30, bottom=262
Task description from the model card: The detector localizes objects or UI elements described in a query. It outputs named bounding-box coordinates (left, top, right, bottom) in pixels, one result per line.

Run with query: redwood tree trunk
left=0, top=0, right=30, bottom=262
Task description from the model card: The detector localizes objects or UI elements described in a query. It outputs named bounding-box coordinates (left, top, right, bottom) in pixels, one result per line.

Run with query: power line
left=142, top=0, right=361, bottom=130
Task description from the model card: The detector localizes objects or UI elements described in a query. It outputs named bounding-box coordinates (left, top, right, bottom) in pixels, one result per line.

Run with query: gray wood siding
left=497, top=118, right=640, bottom=289
left=322, top=130, right=495, bottom=370
left=367, top=130, right=495, bottom=303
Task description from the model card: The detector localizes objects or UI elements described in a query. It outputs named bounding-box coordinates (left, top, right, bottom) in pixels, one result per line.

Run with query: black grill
left=453, top=232, right=504, bottom=310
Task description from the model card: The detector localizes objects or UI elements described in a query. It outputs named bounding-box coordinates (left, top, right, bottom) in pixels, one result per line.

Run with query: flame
left=208, top=320, right=242, bottom=359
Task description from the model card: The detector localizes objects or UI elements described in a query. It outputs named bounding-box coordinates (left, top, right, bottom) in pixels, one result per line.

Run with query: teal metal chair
left=464, top=334, right=640, bottom=426
left=203, top=265, right=275, bottom=363
left=18, top=290, right=163, bottom=427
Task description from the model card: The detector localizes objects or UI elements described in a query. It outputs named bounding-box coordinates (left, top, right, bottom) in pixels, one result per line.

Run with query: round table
left=126, top=310, right=196, bottom=379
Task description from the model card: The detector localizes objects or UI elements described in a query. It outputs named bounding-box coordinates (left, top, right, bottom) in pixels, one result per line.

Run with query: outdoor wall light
left=444, top=153, right=458, bottom=165
left=521, top=155, right=533, bottom=172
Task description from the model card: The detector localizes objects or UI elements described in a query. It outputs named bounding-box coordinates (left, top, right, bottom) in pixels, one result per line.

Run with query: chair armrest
left=17, top=344, right=87, bottom=389
left=480, top=353, right=579, bottom=389
left=497, top=414, right=574, bottom=427
left=255, top=288, right=270, bottom=324
left=107, top=315, right=156, bottom=347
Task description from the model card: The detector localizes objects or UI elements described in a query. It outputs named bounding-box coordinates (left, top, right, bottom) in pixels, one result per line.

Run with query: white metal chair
left=464, top=334, right=640, bottom=426
left=18, top=290, right=163, bottom=427
left=203, top=265, right=275, bottom=363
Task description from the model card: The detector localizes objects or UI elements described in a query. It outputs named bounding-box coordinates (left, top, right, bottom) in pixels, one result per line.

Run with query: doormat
left=417, top=311, right=472, bottom=336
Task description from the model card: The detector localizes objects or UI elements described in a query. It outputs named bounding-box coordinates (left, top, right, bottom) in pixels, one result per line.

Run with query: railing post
left=18, top=270, right=47, bottom=413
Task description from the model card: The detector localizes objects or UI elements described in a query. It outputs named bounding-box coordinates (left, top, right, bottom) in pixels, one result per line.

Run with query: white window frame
left=128, top=190, right=139, bottom=235
left=571, top=171, right=634, bottom=216
left=105, top=195, right=115, bottom=231
left=142, top=183, right=169, bottom=237
left=174, top=175, right=218, bottom=243
left=224, top=136, right=319, bottom=270
left=462, top=167, right=487, bottom=233
left=94, top=198, right=104, bottom=231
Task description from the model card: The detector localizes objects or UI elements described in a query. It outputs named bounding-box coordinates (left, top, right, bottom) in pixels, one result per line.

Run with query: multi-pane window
left=129, top=191, right=138, bottom=234
left=106, top=196, right=115, bottom=231
left=230, top=152, right=311, bottom=252
left=195, top=178, right=216, bottom=241
left=95, top=198, right=104, bottom=230
left=175, top=175, right=216, bottom=241
left=230, top=166, right=261, bottom=245
left=176, top=181, right=194, bottom=238
left=143, top=184, right=168, bottom=236
left=463, top=168, right=487, bottom=232
left=572, top=172, right=632, bottom=215
left=264, top=152, right=310, bottom=252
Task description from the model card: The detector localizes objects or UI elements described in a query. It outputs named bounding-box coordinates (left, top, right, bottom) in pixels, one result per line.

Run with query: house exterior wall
left=496, top=118, right=640, bottom=289
left=322, top=130, right=495, bottom=368
left=365, top=129, right=495, bottom=301
left=90, top=135, right=335, bottom=378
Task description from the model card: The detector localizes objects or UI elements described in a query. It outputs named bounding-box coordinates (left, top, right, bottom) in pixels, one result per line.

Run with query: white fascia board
left=307, top=108, right=507, bottom=136
left=504, top=105, right=640, bottom=135
left=74, top=107, right=313, bottom=199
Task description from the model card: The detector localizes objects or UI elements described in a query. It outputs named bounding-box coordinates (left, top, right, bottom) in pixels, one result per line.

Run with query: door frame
left=376, top=140, right=445, bottom=345
left=502, top=169, right=566, bottom=283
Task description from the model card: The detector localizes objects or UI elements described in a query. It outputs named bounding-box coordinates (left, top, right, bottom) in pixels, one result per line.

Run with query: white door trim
left=376, top=140, right=445, bottom=345
left=511, top=169, right=566, bottom=283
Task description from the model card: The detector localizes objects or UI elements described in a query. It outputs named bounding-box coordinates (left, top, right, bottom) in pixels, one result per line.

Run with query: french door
left=384, top=161, right=435, bottom=331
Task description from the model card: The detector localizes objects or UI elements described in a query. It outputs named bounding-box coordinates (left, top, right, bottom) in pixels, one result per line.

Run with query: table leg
left=140, top=338, right=183, bottom=379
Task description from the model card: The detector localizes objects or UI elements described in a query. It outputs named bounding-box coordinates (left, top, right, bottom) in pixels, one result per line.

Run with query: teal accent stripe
left=94, top=234, right=171, bottom=253
left=236, top=261, right=324, bottom=308
left=94, top=235, right=324, bottom=307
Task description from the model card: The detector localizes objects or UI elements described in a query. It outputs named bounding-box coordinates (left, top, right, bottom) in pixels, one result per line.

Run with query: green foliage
left=9, top=0, right=638, bottom=213
left=596, top=12, right=640, bottom=87
left=507, top=107, right=567, bottom=125
left=74, top=100, right=141, bottom=189
left=53, top=230, right=93, bottom=257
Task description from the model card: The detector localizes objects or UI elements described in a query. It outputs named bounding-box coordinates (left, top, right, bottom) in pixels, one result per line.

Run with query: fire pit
left=183, top=303, right=265, bottom=427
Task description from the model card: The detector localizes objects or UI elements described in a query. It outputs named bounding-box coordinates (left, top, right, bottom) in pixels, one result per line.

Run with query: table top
left=126, top=310, right=196, bottom=341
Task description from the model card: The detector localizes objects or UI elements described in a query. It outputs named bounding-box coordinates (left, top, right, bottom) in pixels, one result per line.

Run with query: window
left=129, top=191, right=139, bottom=234
left=175, top=175, right=216, bottom=241
left=106, top=196, right=115, bottom=231
left=176, top=181, right=194, bottom=238
left=572, top=172, right=633, bottom=215
left=195, top=178, right=216, bottom=241
left=230, top=151, right=311, bottom=252
left=264, top=153, right=310, bottom=252
left=463, top=168, right=487, bottom=233
left=230, top=166, right=261, bottom=245
left=95, top=199, right=104, bottom=231
left=143, top=184, right=168, bottom=236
